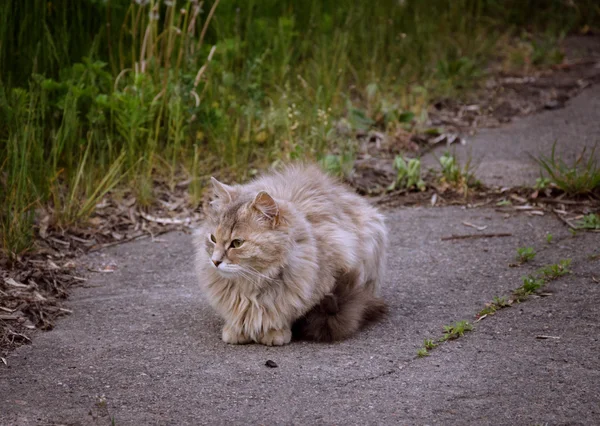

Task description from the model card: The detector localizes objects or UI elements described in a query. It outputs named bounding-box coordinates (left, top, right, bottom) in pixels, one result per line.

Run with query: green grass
left=537, top=259, right=572, bottom=280
left=509, top=259, right=571, bottom=301
left=477, top=296, right=510, bottom=318
left=422, top=256, right=575, bottom=358
left=423, top=339, right=438, bottom=350
left=440, top=320, right=474, bottom=342
left=534, top=177, right=552, bottom=191
left=416, top=338, right=439, bottom=358
left=436, top=151, right=481, bottom=193
left=519, top=275, right=545, bottom=294
left=576, top=213, right=600, bottom=230
left=537, top=143, right=600, bottom=195
left=417, top=347, right=430, bottom=358
left=1, top=0, right=599, bottom=257
left=516, top=247, right=536, bottom=263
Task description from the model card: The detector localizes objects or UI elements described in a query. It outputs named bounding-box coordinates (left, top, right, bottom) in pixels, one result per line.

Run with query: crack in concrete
left=337, top=368, right=397, bottom=387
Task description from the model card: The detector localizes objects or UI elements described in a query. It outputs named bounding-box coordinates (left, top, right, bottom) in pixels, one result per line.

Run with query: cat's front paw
left=259, top=328, right=292, bottom=346
left=222, top=325, right=251, bottom=345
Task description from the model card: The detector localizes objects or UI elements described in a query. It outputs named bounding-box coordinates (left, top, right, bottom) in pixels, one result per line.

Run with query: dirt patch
left=432, top=34, right=600, bottom=129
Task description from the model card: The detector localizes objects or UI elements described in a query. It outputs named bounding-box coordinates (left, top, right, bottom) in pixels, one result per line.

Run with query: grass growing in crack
left=576, top=213, right=600, bottom=230
left=546, top=233, right=553, bottom=244
left=493, top=296, right=510, bottom=308
left=537, top=259, right=572, bottom=280
left=389, top=156, right=426, bottom=192
left=518, top=275, right=545, bottom=295
left=415, top=322, right=473, bottom=358
left=420, top=257, right=572, bottom=358
left=537, top=143, right=600, bottom=195
left=423, top=339, right=438, bottom=350
left=477, top=259, right=573, bottom=323
left=478, top=296, right=510, bottom=318
left=516, top=247, right=536, bottom=263
left=417, top=348, right=430, bottom=358
left=441, top=320, right=474, bottom=341
left=416, top=339, right=439, bottom=358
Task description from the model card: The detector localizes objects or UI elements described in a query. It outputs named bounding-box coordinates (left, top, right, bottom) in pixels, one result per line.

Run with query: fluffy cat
left=194, top=164, right=387, bottom=346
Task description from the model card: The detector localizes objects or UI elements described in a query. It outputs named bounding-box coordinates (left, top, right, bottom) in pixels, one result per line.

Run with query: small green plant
left=423, top=339, right=437, bottom=350
left=417, top=347, right=429, bottom=358
left=516, top=247, right=536, bottom=263
left=478, top=304, right=498, bottom=317
left=520, top=275, right=545, bottom=294
left=576, top=213, right=600, bottom=230
left=537, top=259, right=572, bottom=280
left=546, top=233, right=553, bottom=244
left=496, top=199, right=512, bottom=207
left=439, top=152, right=460, bottom=184
left=478, top=296, right=512, bottom=317
left=493, top=296, right=510, bottom=308
left=537, top=143, right=600, bottom=195
left=436, top=152, right=480, bottom=193
left=389, top=156, right=426, bottom=191
left=441, top=320, right=473, bottom=341
left=534, top=177, right=552, bottom=191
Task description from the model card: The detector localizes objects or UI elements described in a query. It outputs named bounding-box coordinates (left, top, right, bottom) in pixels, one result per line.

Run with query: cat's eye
left=210, top=234, right=217, bottom=243
left=230, top=239, right=244, bottom=248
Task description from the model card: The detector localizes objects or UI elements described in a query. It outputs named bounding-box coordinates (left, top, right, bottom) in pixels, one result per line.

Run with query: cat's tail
left=291, top=271, right=388, bottom=342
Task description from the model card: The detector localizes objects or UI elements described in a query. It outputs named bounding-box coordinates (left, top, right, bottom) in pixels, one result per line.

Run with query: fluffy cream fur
left=194, top=164, right=387, bottom=346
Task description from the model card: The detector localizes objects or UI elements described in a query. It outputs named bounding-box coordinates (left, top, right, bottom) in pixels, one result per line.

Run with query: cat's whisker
left=243, top=266, right=277, bottom=283
left=236, top=269, right=260, bottom=286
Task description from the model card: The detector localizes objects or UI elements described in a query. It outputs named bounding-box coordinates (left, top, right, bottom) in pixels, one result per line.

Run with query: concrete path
left=423, top=84, right=600, bottom=187
left=1, top=87, right=600, bottom=426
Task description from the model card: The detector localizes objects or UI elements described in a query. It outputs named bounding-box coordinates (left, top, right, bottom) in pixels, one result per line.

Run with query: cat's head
left=202, top=178, right=290, bottom=281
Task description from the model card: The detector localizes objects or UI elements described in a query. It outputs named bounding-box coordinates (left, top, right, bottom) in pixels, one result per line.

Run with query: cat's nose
left=212, top=259, right=222, bottom=267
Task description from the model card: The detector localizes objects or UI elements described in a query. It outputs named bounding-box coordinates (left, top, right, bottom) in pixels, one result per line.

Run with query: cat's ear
left=210, top=177, right=236, bottom=205
left=252, top=191, right=280, bottom=226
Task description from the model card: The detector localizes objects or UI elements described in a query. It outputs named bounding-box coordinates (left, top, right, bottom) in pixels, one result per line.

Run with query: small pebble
left=265, top=360, right=278, bottom=368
